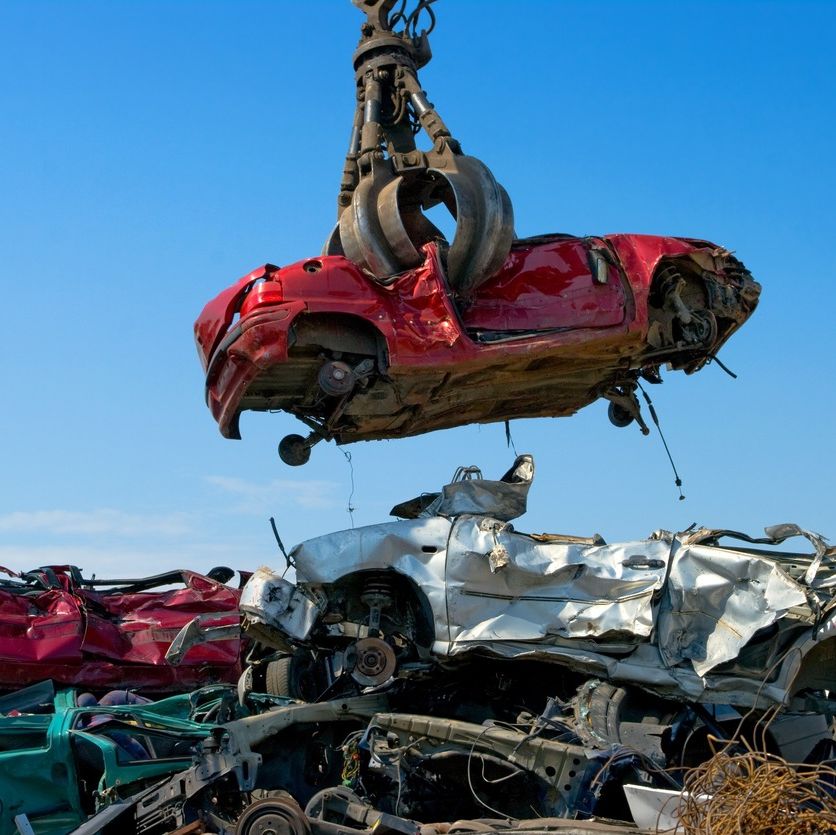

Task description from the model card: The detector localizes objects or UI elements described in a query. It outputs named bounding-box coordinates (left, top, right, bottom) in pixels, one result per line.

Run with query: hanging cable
left=637, top=382, right=685, bottom=501
left=342, top=448, right=356, bottom=527
left=504, top=420, right=518, bottom=456
left=406, top=0, right=438, bottom=38
left=708, top=353, right=739, bottom=379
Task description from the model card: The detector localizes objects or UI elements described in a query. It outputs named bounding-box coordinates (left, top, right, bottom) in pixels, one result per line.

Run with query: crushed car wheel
left=264, top=651, right=327, bottom=702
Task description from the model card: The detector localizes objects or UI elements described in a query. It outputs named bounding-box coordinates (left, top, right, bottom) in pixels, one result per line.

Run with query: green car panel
left=0, top=685, right=233, bottom=835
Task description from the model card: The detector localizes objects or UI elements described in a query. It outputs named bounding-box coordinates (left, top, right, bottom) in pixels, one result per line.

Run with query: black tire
left=265, top=656, right=293, bottom=697
left=264, top=651, right=325, bottom=701
left=278, top=434, right=311, bottom=466
left=608, top=401, right=634, bottom=428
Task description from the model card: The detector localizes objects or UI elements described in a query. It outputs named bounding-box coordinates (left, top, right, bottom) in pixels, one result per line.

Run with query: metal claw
left=376, top=176, right=425, bottom=269
left=428, top=155, right=515, bottom=295
left=333, top=155, right=513, bottom=292
left=339, top=163, right=405, bottom=277
left=327, top=2, right=515, bottom=295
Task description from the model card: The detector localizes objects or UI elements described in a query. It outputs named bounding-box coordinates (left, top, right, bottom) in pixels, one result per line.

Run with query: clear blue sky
left=1, top=1, right=834, bottom=577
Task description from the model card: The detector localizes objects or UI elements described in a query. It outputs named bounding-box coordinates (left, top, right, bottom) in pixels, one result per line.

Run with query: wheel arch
left=325, top=567, right=437, bottom=650
left=288, top=312, right=389, bottom=370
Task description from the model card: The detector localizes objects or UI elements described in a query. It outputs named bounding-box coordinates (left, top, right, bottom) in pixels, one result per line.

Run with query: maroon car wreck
left=0, top=565, right=243, bottom=693
left=196, top=233, right=759, bottom=464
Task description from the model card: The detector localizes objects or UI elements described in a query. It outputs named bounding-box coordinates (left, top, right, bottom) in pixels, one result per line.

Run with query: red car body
left=196, top=234, right=759, bottom=447
left=0, top=566, right=243, bottom=693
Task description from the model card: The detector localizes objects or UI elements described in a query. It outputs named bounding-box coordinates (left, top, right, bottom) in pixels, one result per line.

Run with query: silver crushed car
left=235, top=455, right=834, bottom=713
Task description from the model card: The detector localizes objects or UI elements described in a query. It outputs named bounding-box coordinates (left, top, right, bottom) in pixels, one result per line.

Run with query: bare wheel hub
left=318, top=360, right=356, bottom=397
left=350, top=636, right=397, bottom=686
left=236, top=797, right=310, bottom=835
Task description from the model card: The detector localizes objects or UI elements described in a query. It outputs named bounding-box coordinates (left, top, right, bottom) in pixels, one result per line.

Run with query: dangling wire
left=637, top=381, right=685, bottom=501
left=708, top=353, right=738, bottom=379
left=341, top=448, right=356, bottom=527
left=269, top=516, right=294, bottom=574
left=504, top=420, right=518, bottom=456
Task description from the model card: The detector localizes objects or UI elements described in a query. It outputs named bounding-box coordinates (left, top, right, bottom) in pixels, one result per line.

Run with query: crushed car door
left=460, top=237, right=627, bottom=334
left=444, top=516, right=670, bottom=651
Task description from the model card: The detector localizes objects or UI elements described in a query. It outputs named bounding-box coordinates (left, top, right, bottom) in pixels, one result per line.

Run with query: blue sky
left=1, top=1, right=834, bottom=577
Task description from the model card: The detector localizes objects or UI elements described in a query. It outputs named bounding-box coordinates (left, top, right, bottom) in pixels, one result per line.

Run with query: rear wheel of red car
left=607, top=401, right=634, bottom=428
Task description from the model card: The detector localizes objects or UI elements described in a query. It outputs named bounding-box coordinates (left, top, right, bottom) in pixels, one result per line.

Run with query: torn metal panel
left=445, top=523, right=670, bottom=642
left=240, top=567, right=325, bottom=643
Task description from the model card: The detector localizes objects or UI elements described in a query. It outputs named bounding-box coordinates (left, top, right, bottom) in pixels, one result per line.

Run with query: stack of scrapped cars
left=113, top=457, right=829, bottom=835
left=2, top=460, right=833, bottom=833
left=0, top=565, right=244, bottom=693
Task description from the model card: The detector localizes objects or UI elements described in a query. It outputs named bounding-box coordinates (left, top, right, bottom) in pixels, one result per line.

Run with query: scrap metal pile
left=2, top=2, right=832, bottom=834
left=2, top=461, right=834, bottom=834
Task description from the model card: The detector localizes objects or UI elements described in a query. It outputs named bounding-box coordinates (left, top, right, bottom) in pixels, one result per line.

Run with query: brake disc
left=348, top=636, right=397, bottom=686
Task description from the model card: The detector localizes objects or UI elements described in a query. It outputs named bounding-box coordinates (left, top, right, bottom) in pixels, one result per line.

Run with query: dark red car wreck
left=196, top=234, right=760, bottom=464
left=0, top=565, right=243, bottom=693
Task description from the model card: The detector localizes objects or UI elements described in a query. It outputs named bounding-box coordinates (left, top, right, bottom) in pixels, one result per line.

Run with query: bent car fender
left=240, top=567, right=325, bottom=642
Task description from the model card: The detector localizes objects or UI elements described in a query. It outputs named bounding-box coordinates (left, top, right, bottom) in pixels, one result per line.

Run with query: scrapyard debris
left=0, top=680, right=656, bottom=834
left=0, top=565, right=244, bottom=693
left=678, top=745, right=836, bottom=834
left=153, top=457, right=834, bottom=832
left=0, top=680, right=300, bottom=835
left=195, top=235, right=760, bottom=465
left=3, top=450, right=831, bottom=832
left=2, top=679, right=825, bottom=834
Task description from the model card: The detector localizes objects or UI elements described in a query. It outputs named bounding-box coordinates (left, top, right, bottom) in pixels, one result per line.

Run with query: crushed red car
left=0, top=565, right=243, bottom=693
left=196, top=233, right=760, bottom=464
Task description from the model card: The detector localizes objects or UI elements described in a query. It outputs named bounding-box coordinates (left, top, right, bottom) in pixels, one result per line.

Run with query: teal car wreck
left=0, top=681, right=386, bottom=835
left=0, top=681, right=243, bottom=835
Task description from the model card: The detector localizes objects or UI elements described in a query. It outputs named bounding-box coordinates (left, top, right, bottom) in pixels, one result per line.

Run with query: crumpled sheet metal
left=436, top=478, right=531, bottom=522
left=445, top=521, right=671, bottom=642
left=0, top=567, right=242, bottom=691
left=659, top=541, right=808, bottom=676
left=682, top=522, right=835, bottom=590
left=292, top=517, right=451, bottom=641
left=240, top=567, right=323, bottom=642
left=269, top=496, right=829, bottom=704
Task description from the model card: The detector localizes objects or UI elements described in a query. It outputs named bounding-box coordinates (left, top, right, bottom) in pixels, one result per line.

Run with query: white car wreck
left=237, top=456, right=835, bottom=711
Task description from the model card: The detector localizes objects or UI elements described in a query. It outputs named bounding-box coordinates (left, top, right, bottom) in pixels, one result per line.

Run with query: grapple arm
left=325, top=0, right=515, bottom=297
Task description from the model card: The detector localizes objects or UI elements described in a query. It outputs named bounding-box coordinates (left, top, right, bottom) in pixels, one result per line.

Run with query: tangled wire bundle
left=678, top=748, right=836, bottom=834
